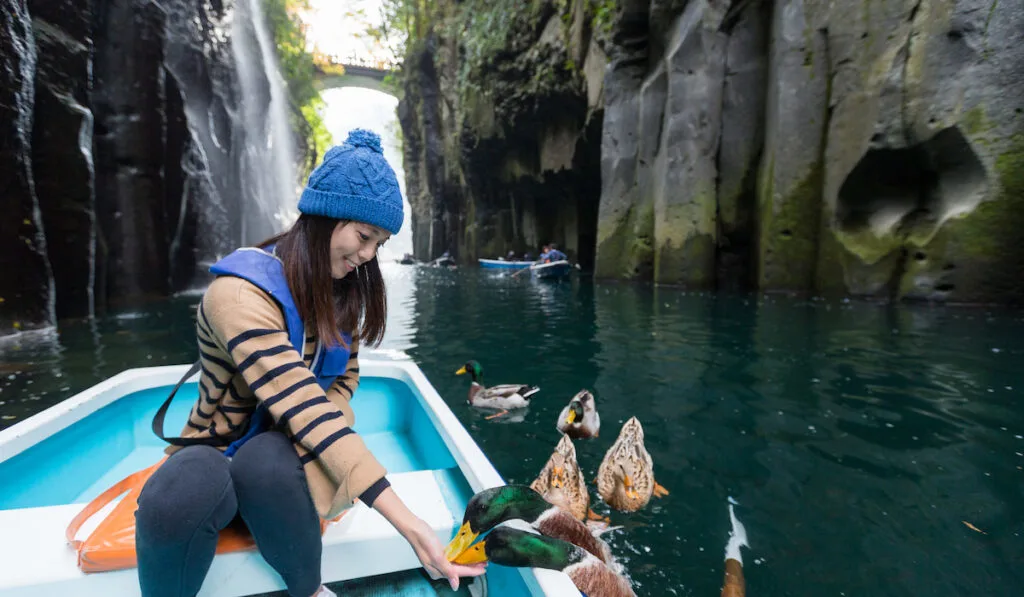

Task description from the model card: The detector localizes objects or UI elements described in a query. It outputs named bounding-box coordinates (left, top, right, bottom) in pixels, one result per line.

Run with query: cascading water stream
left=231, top=0, right=299, bottom=245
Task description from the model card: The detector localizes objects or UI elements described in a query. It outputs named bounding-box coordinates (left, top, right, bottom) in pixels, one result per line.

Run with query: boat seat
left=0, top=469, right=461, bottom=597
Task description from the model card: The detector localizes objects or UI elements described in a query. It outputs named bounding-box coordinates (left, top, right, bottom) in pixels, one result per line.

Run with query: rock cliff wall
left=399, top=0, right=607, bottom=268
left=0, top=0, right=299, bottom=334
left=400, top=0, right=1024, bottom=303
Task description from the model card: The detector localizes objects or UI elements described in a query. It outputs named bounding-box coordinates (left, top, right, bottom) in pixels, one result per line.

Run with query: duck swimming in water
left=455, top=360, right=539, bottom=419
left=530, top=435, right=590, bottom=521
left=721, top=499, right=749, bottom=597
left=557, top=389, right=600, bottom=439
left=596, top=417, right=669, bottom=512
left=444, top=484, right=617, bottom=569
left=451, top=526, right=636, bottom=597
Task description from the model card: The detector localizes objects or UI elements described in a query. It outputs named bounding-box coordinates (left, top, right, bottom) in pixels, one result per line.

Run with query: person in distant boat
left=537, top=244, right=551, bottom=262
left=505, top=250, right=516, bottom=261
left=134, top=129, right=485, bottom=597
left=546, top=243, right=567, bottom=262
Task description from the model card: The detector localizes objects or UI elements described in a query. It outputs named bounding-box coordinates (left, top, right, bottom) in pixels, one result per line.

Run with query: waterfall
left=231, top=0, right=299, bottom=245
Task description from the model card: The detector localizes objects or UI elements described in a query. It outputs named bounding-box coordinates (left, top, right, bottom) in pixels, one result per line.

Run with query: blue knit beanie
left=297, top=129, right=404, bottom=234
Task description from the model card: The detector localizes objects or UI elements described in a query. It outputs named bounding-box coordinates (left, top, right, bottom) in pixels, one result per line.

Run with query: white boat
left=0, top=355, right=580, bottom=596
left=530, top=260, right=573, bottom=280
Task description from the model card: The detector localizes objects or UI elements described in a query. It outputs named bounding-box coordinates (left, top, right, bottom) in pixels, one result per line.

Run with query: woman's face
left=330, top=221, right=390, bottom=278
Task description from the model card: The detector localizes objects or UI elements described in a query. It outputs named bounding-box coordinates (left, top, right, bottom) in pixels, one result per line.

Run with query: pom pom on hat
left=344, top=128, right=383, bottom=154
left=297, top=128, right=404, bottom=234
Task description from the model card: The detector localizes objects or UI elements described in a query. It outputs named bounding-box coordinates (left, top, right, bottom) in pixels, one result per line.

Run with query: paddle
left=511, top=264, right=533, bottom=278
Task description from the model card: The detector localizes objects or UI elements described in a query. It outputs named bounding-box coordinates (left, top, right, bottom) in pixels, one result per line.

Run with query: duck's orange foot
left=484, top=409, right=509, bottom=420
left=653, top=482, right=670, bottom=498
left=587, top=508, right=611, bottom=523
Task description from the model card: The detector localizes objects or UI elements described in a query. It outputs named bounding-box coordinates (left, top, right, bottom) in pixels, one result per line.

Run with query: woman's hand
left=404, top=516, right=487, bottom=590
left=372, top=487, right=487, bottom=590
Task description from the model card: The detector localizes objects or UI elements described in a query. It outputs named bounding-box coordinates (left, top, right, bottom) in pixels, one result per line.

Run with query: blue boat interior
left=0, top=374, right=542, bottom=594
left=0, top=377, right=458, bottom=509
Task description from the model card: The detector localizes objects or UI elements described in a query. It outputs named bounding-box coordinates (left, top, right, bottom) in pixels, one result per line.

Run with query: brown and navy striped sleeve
left=201, top=276, right=388, bottom=508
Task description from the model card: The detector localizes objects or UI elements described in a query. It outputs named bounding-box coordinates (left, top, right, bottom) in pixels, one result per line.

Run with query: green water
left=2, top=264, right=1024, bottom=595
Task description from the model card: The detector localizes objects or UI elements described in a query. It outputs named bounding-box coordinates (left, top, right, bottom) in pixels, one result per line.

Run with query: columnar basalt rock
left=400, top=0, right=1024, bottom=302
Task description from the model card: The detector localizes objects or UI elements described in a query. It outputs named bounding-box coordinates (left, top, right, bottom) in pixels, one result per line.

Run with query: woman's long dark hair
left=260, top=214, right=387, bottom=348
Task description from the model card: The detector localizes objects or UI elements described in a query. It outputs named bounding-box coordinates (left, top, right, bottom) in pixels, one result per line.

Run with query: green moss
left=649, top=181, right=717, bottom=286
left=593, top=0, right=614, bottom=36
left=832, top=226, right=903, bottom=265
left=629, top=234, right=655, bottom=268
left=654, top=233, right=715, bottom=287
left=595, top=195, right=656, bottom=280
left=985, top=0, right=1000, bottom=36
left=961, top=106, right=996, bottom=137
left=912, top=134, right=1024, bottom=302
left=894, top=228, right=952, bottom=299
left=758, top=157, right=824, bottom=291
left=950, top=135, right=1024, bottom=259
left=463, top=85, right=499, bottom=139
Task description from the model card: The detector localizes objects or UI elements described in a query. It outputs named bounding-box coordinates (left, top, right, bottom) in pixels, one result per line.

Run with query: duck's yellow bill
left=565, top=410, right=577, bottom=424
left=451, top=540, right=488, bottom=565
left=623, top=475, right=640, bottom=500
left=444, top=521, right=478, bottom=561
left=455, top=366, right=467, bottom=375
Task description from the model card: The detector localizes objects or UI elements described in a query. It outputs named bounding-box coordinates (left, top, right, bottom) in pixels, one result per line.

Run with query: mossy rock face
left=595, top=198, right=654, bottom=280
left=936, top=135, right=1024, bottom=302
left=653, top=232, right=716, bottom=287
left=758, top=160, right=824, bottom=291
left=818, top=133, right=1024, bottom=303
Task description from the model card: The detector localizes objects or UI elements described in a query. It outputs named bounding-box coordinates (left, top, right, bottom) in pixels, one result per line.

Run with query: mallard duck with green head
left=444, top=484, right=616, bottom=569
left=455, top=360, right=539, bottom=419
left=451, top=526, right=636, bottom=597
left=557, top=389, right=601, bottom=439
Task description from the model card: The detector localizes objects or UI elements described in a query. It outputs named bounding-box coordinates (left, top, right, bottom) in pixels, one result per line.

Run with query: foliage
left=366, top=0, right=424, bottom=61
left=589, top=0, right=616, bottom=36
left=311, top=50, right=346, bottom=76
left=302, top=98, right=334, bottom=166
left=260, top=0, right=333, bottom=175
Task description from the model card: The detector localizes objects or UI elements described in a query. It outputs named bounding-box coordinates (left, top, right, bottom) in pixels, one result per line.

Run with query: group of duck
left=448, top=360, right=749, bottom=596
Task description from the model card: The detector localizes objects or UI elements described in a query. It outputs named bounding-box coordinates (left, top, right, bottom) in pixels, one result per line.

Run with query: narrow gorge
left=397, top=0, right=1024, bottom=302
left=1, top=0, right=308, bottom=335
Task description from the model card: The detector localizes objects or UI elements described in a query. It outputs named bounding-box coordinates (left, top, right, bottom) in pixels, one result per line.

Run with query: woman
left=135, top=129, right=485, bottom=597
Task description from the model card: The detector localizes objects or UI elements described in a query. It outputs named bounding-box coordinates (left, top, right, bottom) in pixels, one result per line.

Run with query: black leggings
left=135, top=431, right=322, bottom=597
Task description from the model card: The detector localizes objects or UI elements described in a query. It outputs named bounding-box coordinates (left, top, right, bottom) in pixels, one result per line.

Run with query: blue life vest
left=207, top=246, right=352, bottom=456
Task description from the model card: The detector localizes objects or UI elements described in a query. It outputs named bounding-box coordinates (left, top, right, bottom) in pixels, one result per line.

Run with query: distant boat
left=431, top=256, right=456, bottom=268
left=530, top=260, right=573, bottom=280
left=478, top=258, right=533, bottom=270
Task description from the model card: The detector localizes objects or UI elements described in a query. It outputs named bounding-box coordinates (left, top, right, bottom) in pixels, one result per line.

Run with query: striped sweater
left=168, top=275, right=388, bottom=519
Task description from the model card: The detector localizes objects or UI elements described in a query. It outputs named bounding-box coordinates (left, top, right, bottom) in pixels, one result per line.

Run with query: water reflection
left=379, top=261, right=419, bottom=352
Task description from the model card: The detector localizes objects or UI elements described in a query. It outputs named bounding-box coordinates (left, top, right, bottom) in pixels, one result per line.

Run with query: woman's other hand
left=405, top=516, right=487, bottom=590
left=372, top=486, right=487, bottom=590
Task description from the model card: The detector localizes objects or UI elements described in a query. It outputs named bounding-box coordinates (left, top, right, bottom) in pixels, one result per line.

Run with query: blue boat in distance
left=478, top=258, right=533, bottom=270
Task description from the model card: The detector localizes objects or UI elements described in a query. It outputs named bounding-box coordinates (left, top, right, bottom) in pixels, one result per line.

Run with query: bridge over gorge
left=312, top=54, right=399, bottom=93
